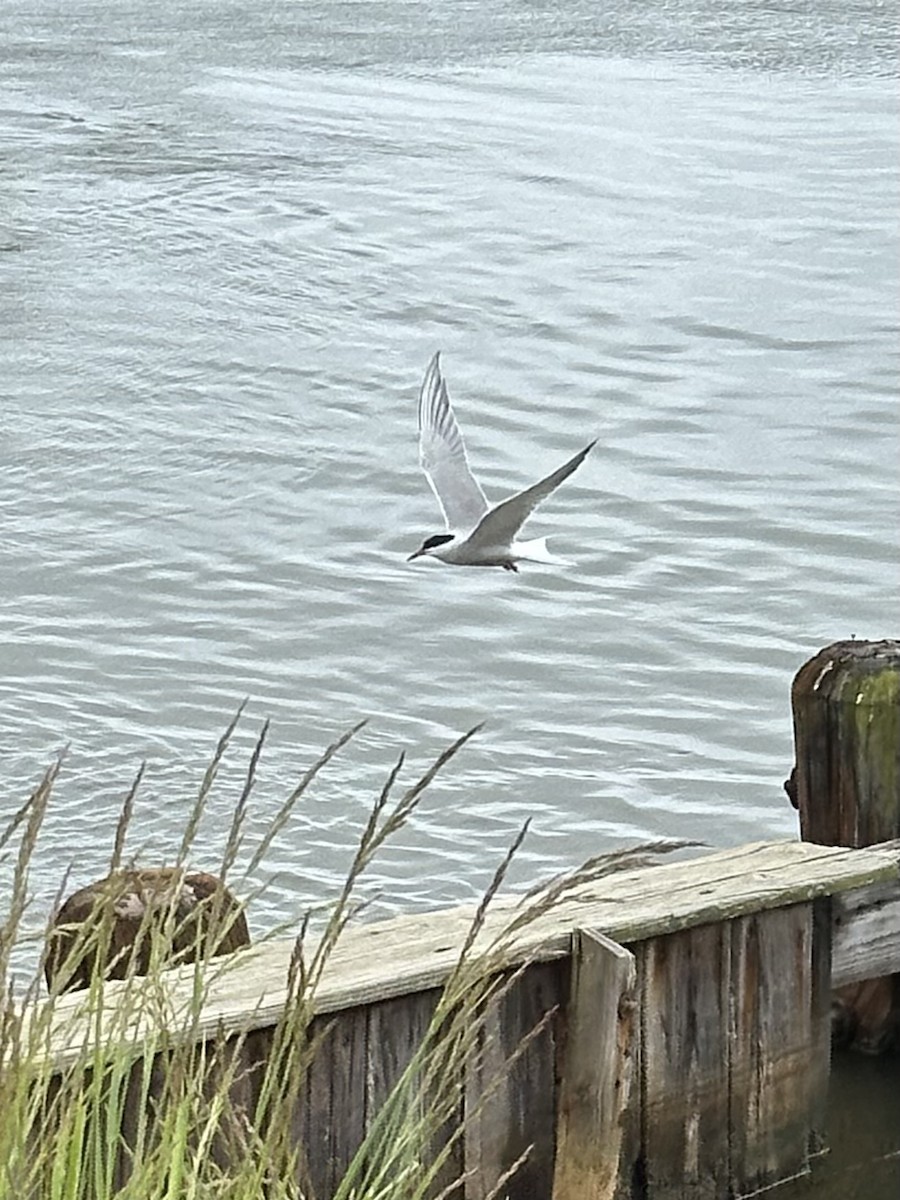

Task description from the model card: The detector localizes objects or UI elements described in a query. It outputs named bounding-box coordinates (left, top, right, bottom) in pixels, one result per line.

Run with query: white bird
left=408, top=353, right=595, bottom=572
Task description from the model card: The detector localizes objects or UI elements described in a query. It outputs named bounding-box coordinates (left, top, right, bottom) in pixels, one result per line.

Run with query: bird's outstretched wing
left=464, top=440, right=596, bottom=551
left=418, top=353, right=489, bottom=531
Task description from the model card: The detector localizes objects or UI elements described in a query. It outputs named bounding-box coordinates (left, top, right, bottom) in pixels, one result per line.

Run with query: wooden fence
left=30, top=837, right=900, bottom=1199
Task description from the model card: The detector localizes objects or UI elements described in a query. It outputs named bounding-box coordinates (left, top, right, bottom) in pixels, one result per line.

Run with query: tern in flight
left=407, top=353, right=595, bottom=572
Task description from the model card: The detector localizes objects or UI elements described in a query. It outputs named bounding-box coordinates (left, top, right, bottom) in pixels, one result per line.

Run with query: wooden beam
left=552, top=931, right=636, bottom=1200
left=832, top=841, right=900, bottom=985
left=26, top=840, right=898, bottom=1071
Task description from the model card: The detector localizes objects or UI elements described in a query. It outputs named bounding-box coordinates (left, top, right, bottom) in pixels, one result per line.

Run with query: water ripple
left=1, top=3, right=897, bottom=981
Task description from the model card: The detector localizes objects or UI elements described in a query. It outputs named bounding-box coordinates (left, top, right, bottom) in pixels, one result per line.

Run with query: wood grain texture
left=789, top=639, right=900, bottom=845
left=618, top=902, right=830, bottom=1200
left=464, top=961, right=562, bottom=1200
left=728, top=904, right=819, bottom=1198
left=614, top=942, right=646, bottom=1200
left=641, top=922, right=731, bottom=1200
left=293, top=1006, right=369, bottom=1199
left=364, top=987, right=441, bottom=1122
left=364, top=988, right=461, bottom=1199
left=552, top=930, right=636, bottom=1200
left=832, top=864, right=900, bottom=986
left=807, top=898, right=833, bottom=1161
left=109, top=1029, right=269, bottom=1193
left=24, top=841, right=890, bottom=1199
left=831, top=856, right=900, bottom=1050
left=28, top=840, right=896, bottom=1072
left=789, top=640, right=900, bottom=1052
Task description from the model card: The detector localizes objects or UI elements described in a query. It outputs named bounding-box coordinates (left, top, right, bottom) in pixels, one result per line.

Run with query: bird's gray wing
left=464, top=440, right=596, bottom=550
left=418, top=352, right=489, bottom=531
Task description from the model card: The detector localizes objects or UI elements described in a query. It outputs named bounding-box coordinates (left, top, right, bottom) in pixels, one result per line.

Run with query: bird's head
left=407, top=532, right=456, bottom=562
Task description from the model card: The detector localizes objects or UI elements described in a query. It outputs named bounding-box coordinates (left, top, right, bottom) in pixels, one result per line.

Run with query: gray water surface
left=1, top=1, right=897, bottom=943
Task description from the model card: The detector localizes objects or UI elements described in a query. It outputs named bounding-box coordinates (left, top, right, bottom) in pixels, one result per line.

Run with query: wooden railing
left=26, top=838, right=900, bottom=1199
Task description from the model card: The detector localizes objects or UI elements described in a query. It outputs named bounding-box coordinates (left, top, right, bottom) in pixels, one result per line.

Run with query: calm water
left=1, top=0, right=898, bottom=1190
left=1, top=0, right=897, bottom=937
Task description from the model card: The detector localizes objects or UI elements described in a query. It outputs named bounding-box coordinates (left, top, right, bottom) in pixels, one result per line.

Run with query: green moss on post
left=789, top=639, right=900, bottom=845
left=788, top=639, right=900, bottom=1052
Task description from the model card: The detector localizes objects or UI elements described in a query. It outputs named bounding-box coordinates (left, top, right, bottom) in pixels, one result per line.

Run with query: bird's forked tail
left=513, top=537, right=572, bottom=567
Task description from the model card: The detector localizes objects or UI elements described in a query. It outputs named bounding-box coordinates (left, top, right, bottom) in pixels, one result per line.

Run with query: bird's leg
left=503, top=562, right=519, bottom=573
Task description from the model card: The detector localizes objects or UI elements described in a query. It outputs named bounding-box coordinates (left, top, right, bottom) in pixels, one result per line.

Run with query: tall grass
left=0, top=715, right=691, bottom=1199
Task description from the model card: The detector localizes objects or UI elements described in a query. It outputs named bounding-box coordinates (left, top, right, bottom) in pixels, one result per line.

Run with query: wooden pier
left=31, top=837, right=900, bottom=1199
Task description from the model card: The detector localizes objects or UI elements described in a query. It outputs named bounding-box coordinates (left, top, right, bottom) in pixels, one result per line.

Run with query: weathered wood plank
left=30, top=841, right=898, bottom=1070
left=364, top=988, right=460, bottom=1199
left=614, top=943, right=645, bottom=1200
left=807, top=898, right=833, bottom=1161
left=552, top=930, right=636, bottom=1200
left=830, top=841, right=900, bottom=1051
left=464, top=961, right=562, bottom=1200
left=641, top=923, right=732, bottom=1199
left=832, top=876, right=900, bottom=986
left=23, top=841, right=898, bottom=1198
left=728, top=904, right=821, bottom=1198
left=293, top=1006, right=369, bottom=1199
left=364, top=987, right=441, bottom=1120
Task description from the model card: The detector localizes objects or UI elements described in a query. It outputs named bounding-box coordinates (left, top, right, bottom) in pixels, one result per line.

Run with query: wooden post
left=44, top=868, right=250, bottom=992
left=788, top=639, right=900, bottom=1051
left=552, top=930, right=636, bottom=1200
left=789, top=639, right=900, bottom=845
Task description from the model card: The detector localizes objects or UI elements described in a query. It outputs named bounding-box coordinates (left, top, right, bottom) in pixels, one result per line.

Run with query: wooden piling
left=789, top=639, right=900, bottom=846
left=36, top=868, right=254, bottom=1192
left=44, top=868, right=250, bottom=992
left=788, top=639, right=900, bottom=1050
